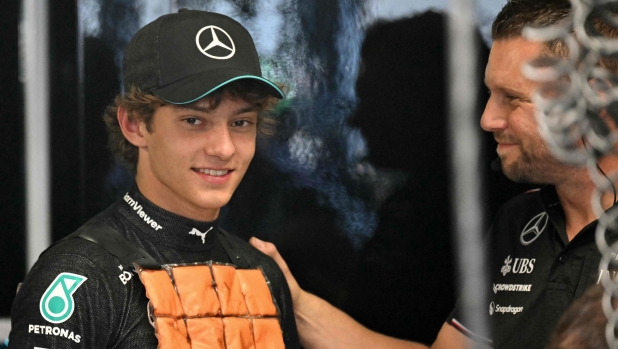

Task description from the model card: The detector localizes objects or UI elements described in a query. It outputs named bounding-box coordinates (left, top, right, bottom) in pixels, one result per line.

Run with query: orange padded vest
left=136, top=262, right=286, bottom=349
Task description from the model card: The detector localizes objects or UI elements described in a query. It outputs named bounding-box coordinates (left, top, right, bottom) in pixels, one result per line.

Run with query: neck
left=554, top=157, right=618, bottom=241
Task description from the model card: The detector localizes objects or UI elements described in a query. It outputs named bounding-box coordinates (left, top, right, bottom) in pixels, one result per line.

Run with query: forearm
left=294, top=291, right=429, bottom=349
left=247, top=237, right=438, bottom=348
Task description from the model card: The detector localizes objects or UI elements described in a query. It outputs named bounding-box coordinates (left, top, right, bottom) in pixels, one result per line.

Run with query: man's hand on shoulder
left=249, top=237, right=302, bottom=304
left=250, top=237, right=478, bottom=349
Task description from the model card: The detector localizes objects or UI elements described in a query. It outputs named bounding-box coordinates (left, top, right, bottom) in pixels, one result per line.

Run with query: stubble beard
left=500, top=142, right=565, bottom=184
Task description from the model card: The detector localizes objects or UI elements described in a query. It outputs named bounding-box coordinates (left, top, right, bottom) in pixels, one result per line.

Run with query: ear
left=599, top=108, right=618, bottom=132
left=589, top=78, right=618, bottom=132
left=117, top=106, right=148, bottom=147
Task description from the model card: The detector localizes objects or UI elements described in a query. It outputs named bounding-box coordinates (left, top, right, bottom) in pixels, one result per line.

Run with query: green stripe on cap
left=162, top=75, right=285, bottom=104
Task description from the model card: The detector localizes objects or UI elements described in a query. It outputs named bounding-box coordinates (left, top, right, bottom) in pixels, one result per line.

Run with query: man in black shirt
left=9, top=9, right=299, bottom=349
left=249, top=0, right=618, bottom=348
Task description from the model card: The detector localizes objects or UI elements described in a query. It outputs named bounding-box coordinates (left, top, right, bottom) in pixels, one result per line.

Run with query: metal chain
left=524, top=1, right=618, bottom=347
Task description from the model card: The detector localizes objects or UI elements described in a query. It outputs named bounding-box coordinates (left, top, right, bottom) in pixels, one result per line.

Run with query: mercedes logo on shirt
left=195, top=25, right=236, bottom=59
left=520, top=212, right=548, bottom=246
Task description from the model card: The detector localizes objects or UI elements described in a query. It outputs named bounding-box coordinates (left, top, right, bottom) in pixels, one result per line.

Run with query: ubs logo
left=501, top=255, right=535, bottom=276
left=500, top=255, right=512, bottom=276
left=520, top=212, right=548, bottom=246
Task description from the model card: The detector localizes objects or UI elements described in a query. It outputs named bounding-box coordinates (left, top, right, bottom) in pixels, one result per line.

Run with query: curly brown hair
left=103, top=79, right=282, bottom=172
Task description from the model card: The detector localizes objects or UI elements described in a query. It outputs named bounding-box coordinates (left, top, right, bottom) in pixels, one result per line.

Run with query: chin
left=194, top=194, right=232, bottom=211
left=501, top=163, right=526, bottom=183
left=503, top=165, right=542, bottom=184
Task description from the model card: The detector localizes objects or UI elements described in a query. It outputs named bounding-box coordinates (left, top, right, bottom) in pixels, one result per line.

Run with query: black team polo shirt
left=448, top=186, right=618, bottom=349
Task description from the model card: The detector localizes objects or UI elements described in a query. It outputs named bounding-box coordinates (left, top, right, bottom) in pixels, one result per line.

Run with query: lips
left=194, top=168, right=230, bottom=176
left=192, top=168, right=233, bottom=185
left=495, top=133, right=519, bottom=154
left=497, top=143, right=517, bottom=147
left=494, top=136, right=518, bottom=145
left=497, top=143, right=517, bottom=154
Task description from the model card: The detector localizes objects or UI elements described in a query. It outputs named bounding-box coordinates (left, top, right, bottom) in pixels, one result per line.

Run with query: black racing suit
left=9, top=189, right=300, bottom=348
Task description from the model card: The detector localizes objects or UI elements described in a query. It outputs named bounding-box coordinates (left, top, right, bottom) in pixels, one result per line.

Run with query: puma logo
left=189, top=227, right=213, bottom=244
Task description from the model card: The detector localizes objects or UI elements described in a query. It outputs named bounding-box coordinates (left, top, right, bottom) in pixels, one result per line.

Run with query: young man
left=9, top=9, right=300, bottom=349
left=250, top=0, right=618, bottom=348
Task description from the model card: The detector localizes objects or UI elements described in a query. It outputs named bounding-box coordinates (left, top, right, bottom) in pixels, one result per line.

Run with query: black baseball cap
left=122, top=9, right=284, bottom=104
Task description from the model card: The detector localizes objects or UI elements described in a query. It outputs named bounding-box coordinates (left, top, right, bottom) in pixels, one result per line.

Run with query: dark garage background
left=0, top=0, right=531, bottom=345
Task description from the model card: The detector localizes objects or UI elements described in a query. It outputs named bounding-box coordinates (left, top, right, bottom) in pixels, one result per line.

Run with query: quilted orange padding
left=140, top=269, right=184, bottom=317
left=137, top=263, right=285, bottom=349
left=212, top=265, right=249, bottom=316
left=172, top=265, right=219, bottom=316
left=156, top=318, right=190, bottom=349
left=237, top=270, right=278, bottom=317
left=253, top=319, right=285, bottom=349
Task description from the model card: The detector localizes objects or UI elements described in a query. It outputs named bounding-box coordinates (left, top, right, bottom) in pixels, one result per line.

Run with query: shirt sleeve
left=446, top=219, right=497, bottom=347
left=8, top=240, right=120, bottom=348
left=447, top=302, right=493, bottom=346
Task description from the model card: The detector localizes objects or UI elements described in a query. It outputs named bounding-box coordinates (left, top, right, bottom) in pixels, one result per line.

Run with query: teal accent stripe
left=163, top=76, right=284, bottom=105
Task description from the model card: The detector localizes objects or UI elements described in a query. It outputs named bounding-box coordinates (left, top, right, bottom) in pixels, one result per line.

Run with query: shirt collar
left=536, top=185, right=617, bottom=246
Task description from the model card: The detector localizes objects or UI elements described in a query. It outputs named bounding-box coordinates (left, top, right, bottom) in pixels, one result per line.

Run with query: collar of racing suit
left=119, top=188, right=221, bottom=251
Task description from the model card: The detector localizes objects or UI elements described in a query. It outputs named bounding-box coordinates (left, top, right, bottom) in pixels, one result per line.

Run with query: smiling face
left=480, top=37, right=573, bottom=184
left=134, top=96, right=258, bottom=221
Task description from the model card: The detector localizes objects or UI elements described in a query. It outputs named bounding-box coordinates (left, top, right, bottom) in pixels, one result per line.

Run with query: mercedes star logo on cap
left=196, top=25, right=236, bottom=60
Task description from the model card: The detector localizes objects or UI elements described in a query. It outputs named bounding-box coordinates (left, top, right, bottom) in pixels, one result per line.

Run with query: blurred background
left=1, top=0, right=534, bottom=345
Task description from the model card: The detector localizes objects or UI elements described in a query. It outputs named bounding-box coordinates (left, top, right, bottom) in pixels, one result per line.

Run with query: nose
left=205, top=124, right=235, bottom=160
left=480, top=95, right=508, bottom=132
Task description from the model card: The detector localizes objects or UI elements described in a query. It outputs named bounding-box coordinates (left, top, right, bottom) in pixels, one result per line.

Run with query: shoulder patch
left=40, top=272, right=88, bottom=324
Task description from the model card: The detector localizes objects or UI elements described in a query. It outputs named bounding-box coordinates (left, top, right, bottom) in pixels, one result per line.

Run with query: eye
left=184, top=118, right=202, bottom=125
left=505, top=94, right=521, bottom=104
left=231, top=120, right=253, bottom=127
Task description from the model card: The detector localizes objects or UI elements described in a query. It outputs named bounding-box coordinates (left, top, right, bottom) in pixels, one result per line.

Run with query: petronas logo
left=39, top=273, right=87, bottom=323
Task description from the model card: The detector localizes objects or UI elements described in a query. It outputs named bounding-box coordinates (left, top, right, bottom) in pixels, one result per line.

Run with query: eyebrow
left=502, top=86, right=526, bottom=96
left=484, top=79, right=526, bottom=96
left=174, top=104, right=258, bottom=115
